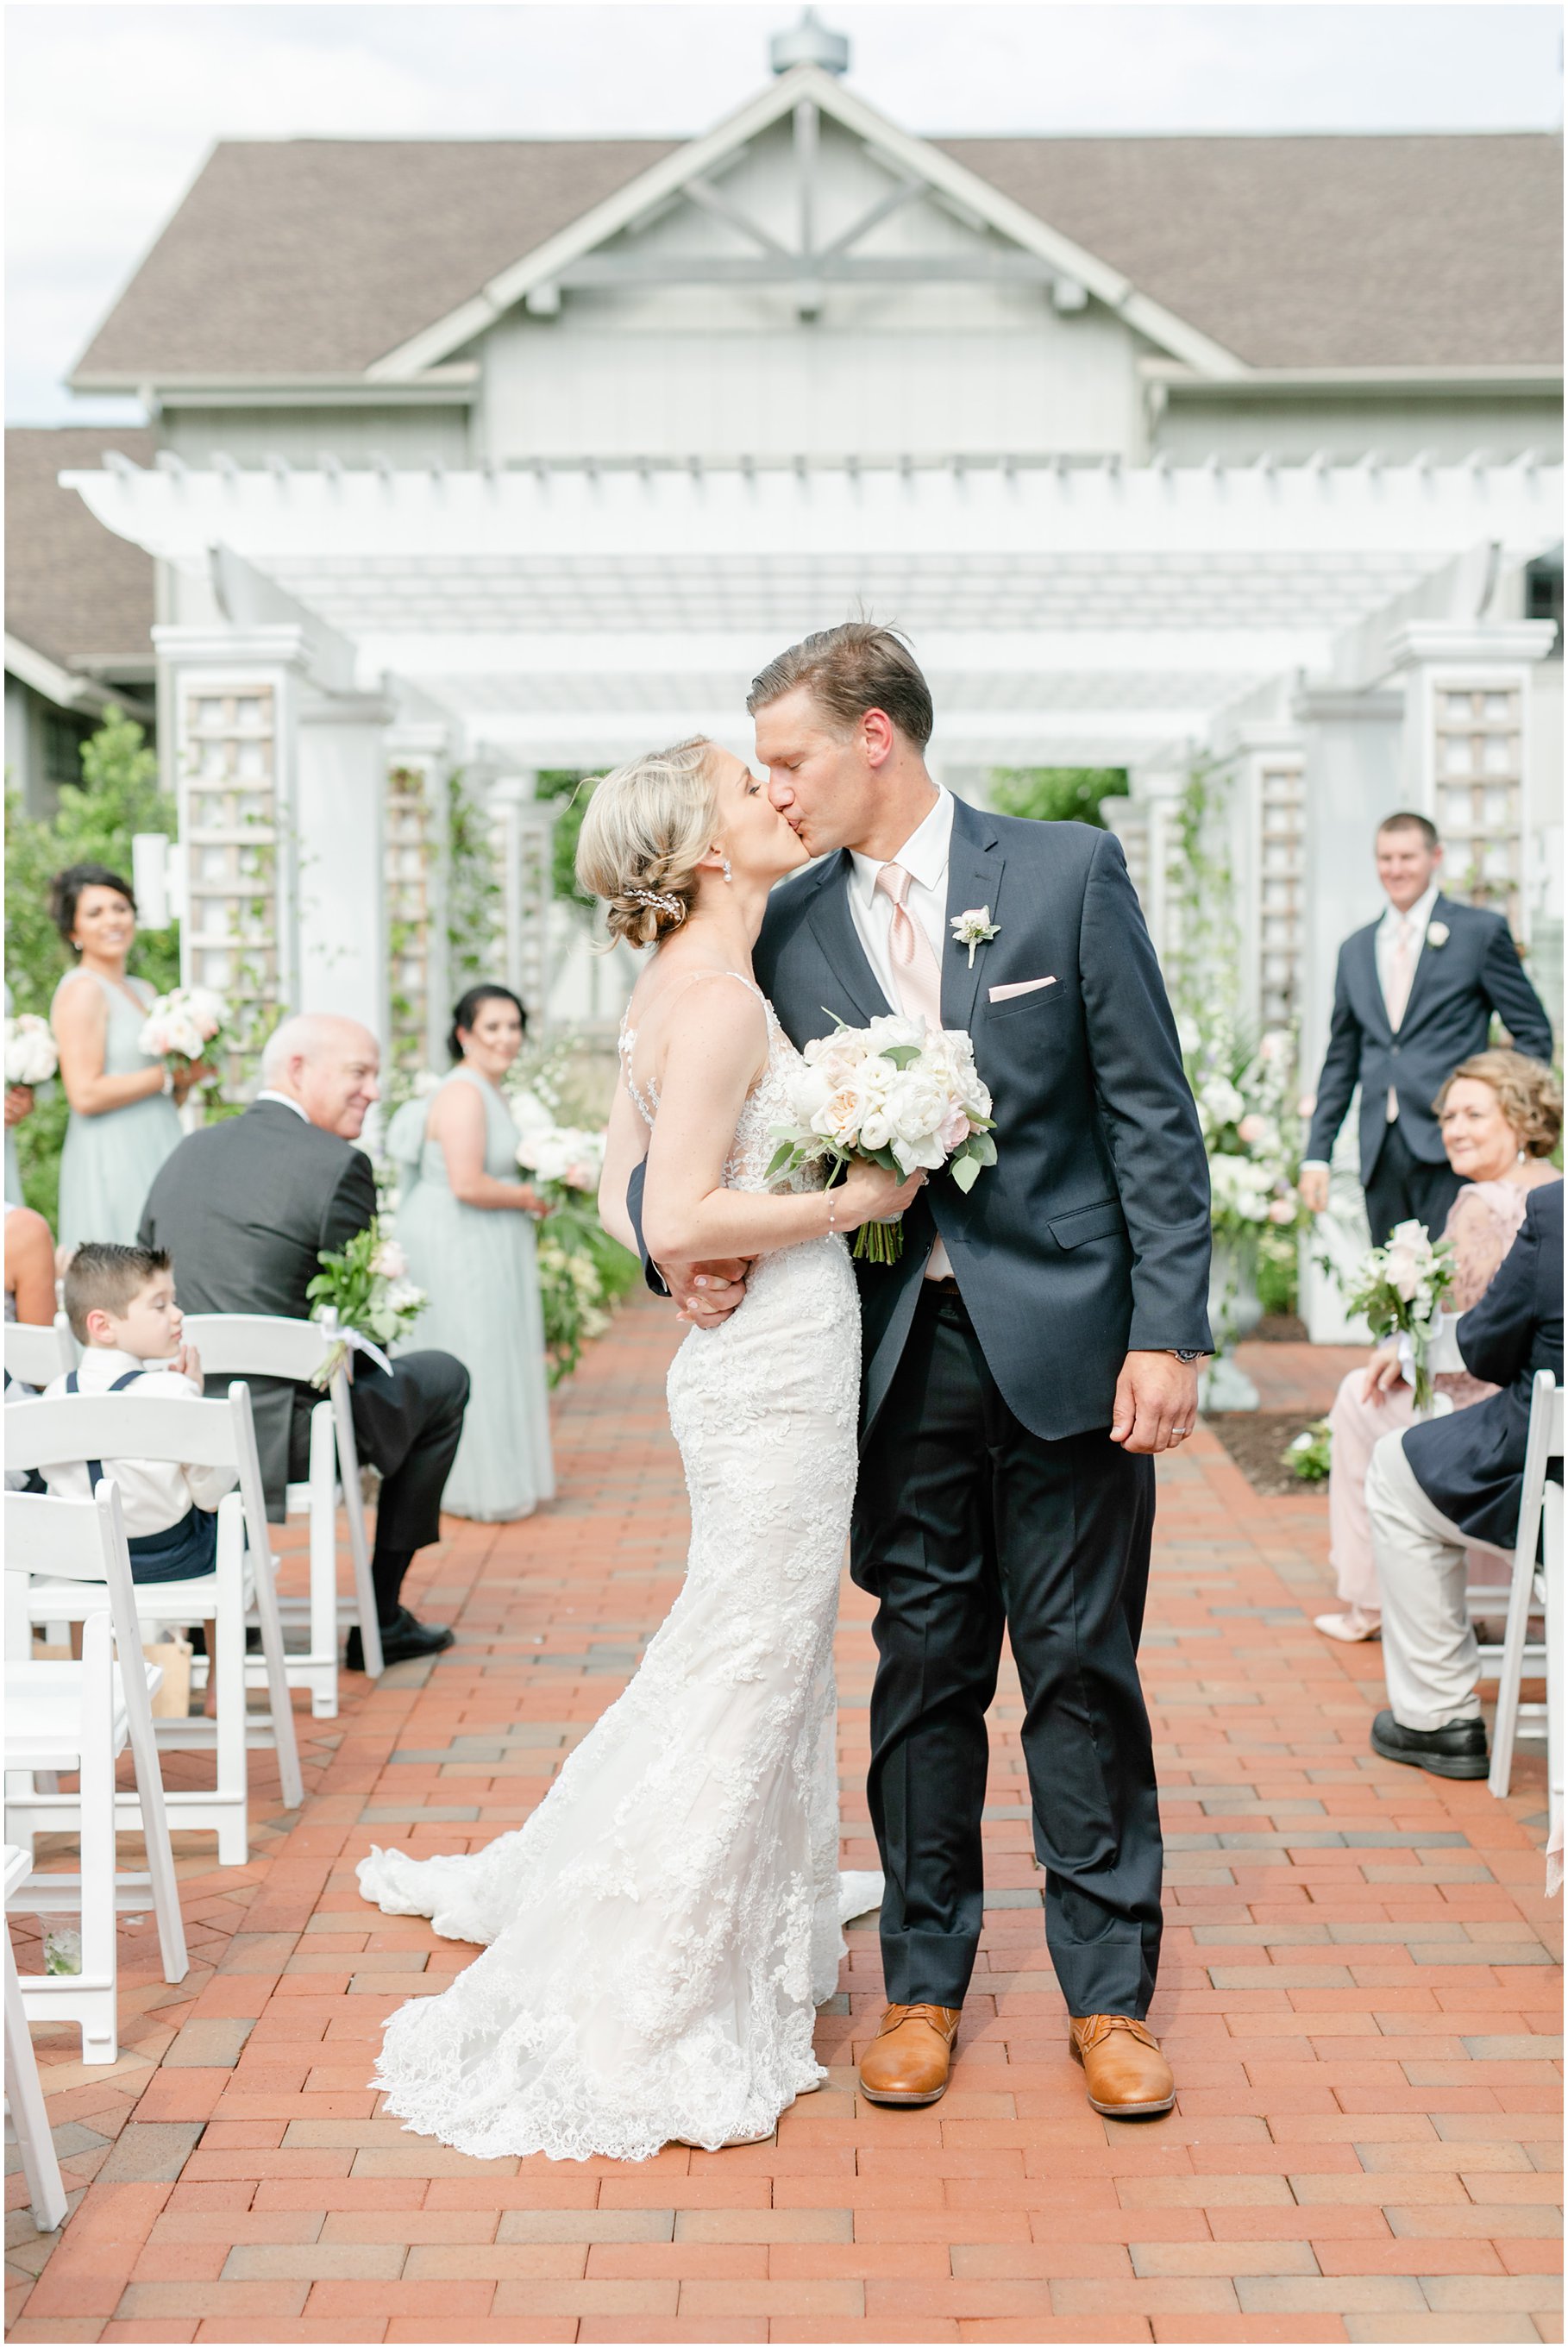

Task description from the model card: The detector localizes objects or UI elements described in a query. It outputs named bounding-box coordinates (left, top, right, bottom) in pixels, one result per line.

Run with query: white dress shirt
left=254, top=1089, right=310, bottom=1121
left=846, top=788, right=956, bottom=1278
left=41, top=1347, right=237, bottom=1536
left=1376, top=882, right=1441, bottom=1030
left=846, top=788, right=954, bottom=989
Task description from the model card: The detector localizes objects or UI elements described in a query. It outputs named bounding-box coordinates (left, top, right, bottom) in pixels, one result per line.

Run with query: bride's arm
left=641, top=985, right=918, bottom=1261
left=597, top=1078, right=645, bottom=1259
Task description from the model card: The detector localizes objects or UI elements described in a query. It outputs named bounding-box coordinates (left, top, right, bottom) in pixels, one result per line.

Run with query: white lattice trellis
left=181, top=686, right=283, bottom=1071
left=1258, top=758, right=1306, bottom=1028
left=386, top=764, right=436, bottom=1075
left=1434, top=683, right=1526, bottom=934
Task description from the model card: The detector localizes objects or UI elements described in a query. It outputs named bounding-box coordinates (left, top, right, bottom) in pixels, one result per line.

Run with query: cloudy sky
left=7, top=2, right=1561, bottom=423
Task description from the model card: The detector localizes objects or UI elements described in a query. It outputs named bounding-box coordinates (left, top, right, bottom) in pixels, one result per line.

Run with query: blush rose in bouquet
left=305, top=1219, right=428, bottom=1386
left=767, top=1014, right=995, bottom=1264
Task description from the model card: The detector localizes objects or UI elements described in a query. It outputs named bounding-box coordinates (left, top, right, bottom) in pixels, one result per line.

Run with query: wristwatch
left=1167, top=1348, right=1204, bottom=1364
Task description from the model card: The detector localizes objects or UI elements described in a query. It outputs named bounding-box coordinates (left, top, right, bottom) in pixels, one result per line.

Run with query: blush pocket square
left=988, top=976, right=1057, bottom=1002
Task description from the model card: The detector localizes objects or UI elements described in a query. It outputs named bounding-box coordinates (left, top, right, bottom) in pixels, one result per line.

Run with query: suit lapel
left=804, top=855, right=892, bottom=1026
left=941, top=797, right=1005, bottom=1033
left=1352, top=923, right=1390, bottom=1040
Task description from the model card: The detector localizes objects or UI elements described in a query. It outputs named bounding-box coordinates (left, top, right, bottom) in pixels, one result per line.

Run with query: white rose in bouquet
left=769, top=1014, right=998, bottom=1261
left=138, top=986, right=229, bottom=1081
left=1342, top=1218, right=1456, bottom=1409
left=370, top=1237, right=408, bottom=1280
left=4, top=1014, right=57, bottom=1087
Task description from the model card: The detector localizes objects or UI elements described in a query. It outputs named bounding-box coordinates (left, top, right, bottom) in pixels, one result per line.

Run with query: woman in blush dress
left=385, top=985, right=555, bottom=1522
left=1314, top=1048, right=1562, bottom=1643
left=48, top=865, right=205, bottom=1248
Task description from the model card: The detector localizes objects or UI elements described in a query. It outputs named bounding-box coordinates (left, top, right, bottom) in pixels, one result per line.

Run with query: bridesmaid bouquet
left=138, top=986, right=230, bottom=1083
left=1341, top=1218, right=1456, bottom=1411
left=512, top=1095, right=605, bottom=1202
left=306, top=1218, right=428, bottom=1386
left=768, top=1014, right=995, bottom=1264
left=4, top=1014, right=57, bottom=1086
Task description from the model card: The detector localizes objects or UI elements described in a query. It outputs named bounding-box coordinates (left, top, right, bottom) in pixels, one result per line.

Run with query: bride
left=358, top=735, right=922, bottom=2161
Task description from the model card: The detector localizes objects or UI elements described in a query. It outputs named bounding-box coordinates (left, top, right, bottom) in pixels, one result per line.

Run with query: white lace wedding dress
left=358, top=972, right=879, bottom=2162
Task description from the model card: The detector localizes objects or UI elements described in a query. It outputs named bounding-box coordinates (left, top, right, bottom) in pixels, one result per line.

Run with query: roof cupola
left=769, top=8, right=850, bottom=75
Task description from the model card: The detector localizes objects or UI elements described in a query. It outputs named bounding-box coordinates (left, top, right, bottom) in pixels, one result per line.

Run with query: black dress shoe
left=345, top=1609, right=455, bottom=1671
left=1370, top=1708, right=1489, bottom=1780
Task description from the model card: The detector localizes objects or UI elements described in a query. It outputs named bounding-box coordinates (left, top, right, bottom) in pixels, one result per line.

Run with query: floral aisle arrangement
left=1340, top=1221, right=1457, bottom=1413
left=137, top=986, right=230, bottom=1087
left=508, top=1052, right=637, bottom=1386
left=305, top=1219, right=427, bottom=1386
left=1184, top=1015, right=1308, bottom=1348
left=767, top=1014, right=995, bottom=1263
left=1283, top=1418, right=1333, bottom=1482
left=4, top=1014, right=58, bottom=1086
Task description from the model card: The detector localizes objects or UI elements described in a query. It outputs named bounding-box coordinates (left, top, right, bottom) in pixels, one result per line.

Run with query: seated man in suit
left=139, top=1014, right=470, bottom=1667
left=1301, top=813, right=1553, bottom=1246
left=1365, top=1178, right=1563, bottom=1777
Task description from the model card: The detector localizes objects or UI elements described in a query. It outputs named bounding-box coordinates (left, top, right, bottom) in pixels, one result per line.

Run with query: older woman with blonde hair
left=1315, top=1047, right=1562, bottom=1642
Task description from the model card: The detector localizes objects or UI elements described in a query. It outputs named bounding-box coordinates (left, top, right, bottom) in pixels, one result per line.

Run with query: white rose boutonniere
left=1426, top=920, right=1449, bottom=947
left=950, top=906, right=1000, bottom=969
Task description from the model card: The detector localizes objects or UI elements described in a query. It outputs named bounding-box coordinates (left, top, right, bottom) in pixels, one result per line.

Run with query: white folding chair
left=3, top=1315, right=76, bottom=1390
left=5, top=1478, right=188, bottom=2003
left=7, top=1387, right=304, bottom=1861
left=182, top=1315, right=383, bottom=1707
left=4, top=1567, right=159, bottom=2066
left=4, top=1843, right=69, bottom=2226
left=1489, top=1372, right=1565, bottom=1799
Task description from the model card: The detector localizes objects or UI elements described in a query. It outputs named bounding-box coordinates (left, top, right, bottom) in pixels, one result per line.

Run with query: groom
left=647, top=624, right=1212, bottom=2119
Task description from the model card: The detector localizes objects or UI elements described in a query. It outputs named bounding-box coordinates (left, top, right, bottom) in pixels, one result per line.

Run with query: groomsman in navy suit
left=1301, top=813, right=1553, bottom=1246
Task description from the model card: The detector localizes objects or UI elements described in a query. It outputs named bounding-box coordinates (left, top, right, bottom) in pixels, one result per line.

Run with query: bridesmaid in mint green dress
left=386, top=985, right=555, bottom=1522
left=48, top=864, right=195, bottom=1248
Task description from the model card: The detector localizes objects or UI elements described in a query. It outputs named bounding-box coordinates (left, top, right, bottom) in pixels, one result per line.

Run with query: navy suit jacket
left=737, top=799, right=1212, bottom=1445
left=1403, top=1180, right=1563, bottom=1550
left=1306, top=895, right=1553, bottom=1182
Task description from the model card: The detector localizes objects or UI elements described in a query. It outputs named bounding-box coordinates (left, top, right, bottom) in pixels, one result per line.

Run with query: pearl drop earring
left=722, top=855, right=733, bottom=882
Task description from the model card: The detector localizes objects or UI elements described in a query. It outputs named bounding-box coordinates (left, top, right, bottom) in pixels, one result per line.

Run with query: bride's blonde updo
left=574, top=736, right=724, bottom=949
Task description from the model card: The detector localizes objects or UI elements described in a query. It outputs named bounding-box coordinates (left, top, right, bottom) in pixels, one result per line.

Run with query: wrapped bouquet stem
left=1340, top=1218, right=1456, bottom=1412
left=306, top=1220, right=427, bottom=1387
left=768, top=1014, right=996, bottom=1264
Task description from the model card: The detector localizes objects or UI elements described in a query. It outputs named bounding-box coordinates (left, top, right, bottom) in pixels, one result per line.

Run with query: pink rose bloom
left=1267, top=1197, right=1296, bottom=1225
left=1237, top=1114, right=1268, bottom=1145
left=938, top=1104, right=970, bottom=1154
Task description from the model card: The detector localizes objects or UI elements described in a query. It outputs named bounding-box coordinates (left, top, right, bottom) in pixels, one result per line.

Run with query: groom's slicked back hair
left=747, top=623, right=933, bottom=751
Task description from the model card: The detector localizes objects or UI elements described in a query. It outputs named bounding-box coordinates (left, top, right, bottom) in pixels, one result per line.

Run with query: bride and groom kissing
left=358, top=623, right=1214, bottom=2161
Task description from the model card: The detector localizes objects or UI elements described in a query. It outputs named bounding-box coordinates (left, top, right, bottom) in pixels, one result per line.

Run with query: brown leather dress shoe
left=857, top=2003, right=961, bottom=2106
left=1069, top=2015, right=1175, bottom=2119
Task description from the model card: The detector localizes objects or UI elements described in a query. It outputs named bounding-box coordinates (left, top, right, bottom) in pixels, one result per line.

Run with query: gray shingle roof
left=69, top=129, right=1563, bottom=385
left=940, top=132, right=1562, bottom=371
left=5, top=427, right=157, bottom=671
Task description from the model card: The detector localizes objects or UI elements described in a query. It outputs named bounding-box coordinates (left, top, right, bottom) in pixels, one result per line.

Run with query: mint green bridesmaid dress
left=389, top=1066, right=555, bottom=1522
left=52, top=970, right=182, bottom=1248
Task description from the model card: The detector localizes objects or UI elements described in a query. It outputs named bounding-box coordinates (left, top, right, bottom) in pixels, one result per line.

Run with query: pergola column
left=296, top=688, right=395, bottom=1055
left=386, top=719, right=457, bottom=1074
left=486, top=773, right=557, bottom=1034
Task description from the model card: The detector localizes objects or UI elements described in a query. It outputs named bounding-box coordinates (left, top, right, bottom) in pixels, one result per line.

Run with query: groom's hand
left=1110, top=1351, right=1201, bottom=1453
left=660, top=1258, right=751, bottom=1328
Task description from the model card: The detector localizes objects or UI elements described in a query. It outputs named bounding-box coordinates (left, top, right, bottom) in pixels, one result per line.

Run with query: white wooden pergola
left=64, top=452, right=1561, bottom=1094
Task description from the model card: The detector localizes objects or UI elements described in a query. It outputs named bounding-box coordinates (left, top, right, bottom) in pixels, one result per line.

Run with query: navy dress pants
left=850, top=1282, right=1163, bottom=2018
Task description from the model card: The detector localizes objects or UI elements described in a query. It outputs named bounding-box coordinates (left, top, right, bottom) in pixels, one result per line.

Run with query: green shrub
left=988, top=768, right=1129, bottom=827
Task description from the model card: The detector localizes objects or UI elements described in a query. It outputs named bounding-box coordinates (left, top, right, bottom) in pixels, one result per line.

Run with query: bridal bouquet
left=306, top=1219, right=427, bottom=1386
left=4, top=1014, right=57, bottom=1086
left=138, top=986, right=229, bottom=1083
left=767, top=1014, right=995, bottom=1263
left=1341, top=1218, right=1456, bottom=1411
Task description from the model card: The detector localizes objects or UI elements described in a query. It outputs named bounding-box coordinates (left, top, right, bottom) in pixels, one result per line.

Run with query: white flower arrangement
left=1187, top=1018, right=1305, bottom=1248
left=512, top=1089, right=606, bottom=1195
left=4, top=1014, right=57, bottom=1087
left=138, top=985, right=229, bottom=1079
left=1342, top=1219, right=1456, bottom=1410
left=950, top=906, right=1000, bottom=968
left=767, top=1013, right=995, bottom=1263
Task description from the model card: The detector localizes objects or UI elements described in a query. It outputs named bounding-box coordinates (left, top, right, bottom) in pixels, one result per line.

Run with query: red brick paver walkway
left=8, top=1301, right=1560, bottom=2345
